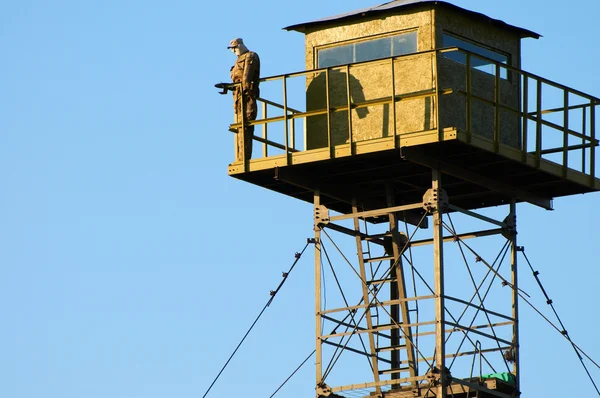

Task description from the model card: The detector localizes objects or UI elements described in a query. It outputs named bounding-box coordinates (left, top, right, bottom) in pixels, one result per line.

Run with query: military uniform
left=230, top=49, right=260, bottom=162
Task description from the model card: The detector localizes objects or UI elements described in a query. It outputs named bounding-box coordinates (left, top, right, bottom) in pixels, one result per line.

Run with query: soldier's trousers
left=235, top=94, right=257, bottom=162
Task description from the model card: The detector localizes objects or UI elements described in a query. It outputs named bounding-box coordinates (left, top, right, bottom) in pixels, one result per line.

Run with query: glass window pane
left=392, top=31, right=417, bottom=56
left=355, top=37, right=391, bottom=62
left=442, top=33, right=508, bottom=79
left=318, top=45, right=354, bottom=68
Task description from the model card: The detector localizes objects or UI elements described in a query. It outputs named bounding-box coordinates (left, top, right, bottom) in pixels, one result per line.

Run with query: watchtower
left=225, top=1, right=599, bottom=397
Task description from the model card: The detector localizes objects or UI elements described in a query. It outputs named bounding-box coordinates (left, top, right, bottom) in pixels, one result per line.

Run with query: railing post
left=591, top=101, right=596, bottom=185
left=262, top=101, right=268, bottom=158
left=346, top=64, right=353, bottom=155
left=494, top=63, right=501, bottom=152
left=290, top=116, right=295, bottom=152
left=240, top=86, right=247, bottom=170
left=326, top=68, right=332, bottom=159
left=391, top=57, right=397, bottom=148
left=563, top=90, right=569, bottom=177
left=521, top=76, right=528, bottom=162
left=435, top=50, right=441, bottom=141
left=283, top=75, right=290, bottom=165
left=536, top=79, right=542, bottom=168
left=582, top=106, right=587, bottom=173
left=466, top=52, right=472, bottom=143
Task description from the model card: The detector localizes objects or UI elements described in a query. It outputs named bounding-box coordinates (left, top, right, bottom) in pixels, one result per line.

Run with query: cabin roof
left=283, top=0, right=541, bottom=39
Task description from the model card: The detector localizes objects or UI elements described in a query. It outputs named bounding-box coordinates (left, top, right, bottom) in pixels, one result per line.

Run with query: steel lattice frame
left=313, top=170, right=520, bottom=398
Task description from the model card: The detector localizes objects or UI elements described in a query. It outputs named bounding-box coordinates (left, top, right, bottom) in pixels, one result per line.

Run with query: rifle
left=214, top=82, right=237, bottom=95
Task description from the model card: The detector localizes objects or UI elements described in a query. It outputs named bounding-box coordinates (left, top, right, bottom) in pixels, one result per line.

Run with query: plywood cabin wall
left=304, top=6, right=436, bottom=150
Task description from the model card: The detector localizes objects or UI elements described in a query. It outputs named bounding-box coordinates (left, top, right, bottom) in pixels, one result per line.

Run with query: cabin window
left=442, top=33, right=509, bottom=79
left=317, top=31, right=417, bottom=68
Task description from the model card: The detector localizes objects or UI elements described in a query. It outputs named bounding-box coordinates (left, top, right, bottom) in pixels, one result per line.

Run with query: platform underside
left=229, top=129, right=600, bottom=218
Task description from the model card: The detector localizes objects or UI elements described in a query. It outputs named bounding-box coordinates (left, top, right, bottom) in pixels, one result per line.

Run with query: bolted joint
left=317, top=382, right=345, bottom=397
left=294, top=252, right=301, bottom=259
left=501, top=213, right=517, bottom=239
left=504, top=347, right=516, bottom=363
left=422, top=188, right=449, bottom=213
left=282, top=272, right=288, bottom=278
left=307, top=238, right=317, bottom=244
left=425, top=366, right=451, bottom=386
left=314, top=205, right=330, bottom=227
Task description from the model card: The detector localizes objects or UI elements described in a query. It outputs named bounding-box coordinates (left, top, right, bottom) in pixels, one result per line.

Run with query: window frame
left=441, top=32, right=511, bottom=80
left=315, top=29, right=419, bottom=69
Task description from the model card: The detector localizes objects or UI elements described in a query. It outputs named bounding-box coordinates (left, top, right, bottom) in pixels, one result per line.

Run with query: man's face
left=230, top=46, right=241, bottom=56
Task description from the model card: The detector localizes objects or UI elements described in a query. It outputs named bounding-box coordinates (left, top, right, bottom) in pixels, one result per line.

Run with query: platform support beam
left=510, top=200, right=521, bottom=395
left=432, top=168, right=448, bottom=398
left=314, top=190, right=323, bottom=392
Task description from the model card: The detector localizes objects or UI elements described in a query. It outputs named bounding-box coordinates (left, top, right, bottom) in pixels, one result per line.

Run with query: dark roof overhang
left=283, top=0, right=540, bottom=39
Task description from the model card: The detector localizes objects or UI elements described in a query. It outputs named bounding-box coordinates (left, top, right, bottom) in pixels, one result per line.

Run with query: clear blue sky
left=1, top=1, right=599, bottom=397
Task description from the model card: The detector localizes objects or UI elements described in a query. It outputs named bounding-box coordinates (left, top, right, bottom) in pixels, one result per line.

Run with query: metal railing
left=443, top=47, right=599, bottom=183
left=228, top=47, right=599, bottom=185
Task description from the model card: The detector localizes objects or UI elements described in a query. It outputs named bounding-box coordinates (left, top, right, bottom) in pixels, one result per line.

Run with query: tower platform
left=227, top=49, right=599, bottom=218
left=229, top=126, right=599, bottom=217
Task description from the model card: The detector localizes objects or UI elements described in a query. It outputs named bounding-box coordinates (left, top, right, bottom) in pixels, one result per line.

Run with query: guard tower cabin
left=225, top=1, right=600, bottom=398
left=228, top=0, right=600, bottom=216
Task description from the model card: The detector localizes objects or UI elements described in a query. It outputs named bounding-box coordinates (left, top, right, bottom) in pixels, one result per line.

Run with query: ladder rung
left=366, top=278, right=397, bottom=285
left=376, top=344, right=407, bottom=352
left=365, top=255, right=395, bottom=263
left=378, top=367, right=411, bottom=375
left=374, top=323, right=402, bottom=330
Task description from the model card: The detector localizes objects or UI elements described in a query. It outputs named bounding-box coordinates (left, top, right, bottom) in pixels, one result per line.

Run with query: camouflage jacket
left=230, top=51, right=260, bottom=98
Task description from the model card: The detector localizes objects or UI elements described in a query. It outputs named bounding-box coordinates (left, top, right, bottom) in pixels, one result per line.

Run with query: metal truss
left=313, top=170, right=520, bottom=398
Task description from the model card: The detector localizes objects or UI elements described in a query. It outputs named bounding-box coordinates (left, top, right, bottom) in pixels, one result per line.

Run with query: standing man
left=228, top=38, right=260, bottom=162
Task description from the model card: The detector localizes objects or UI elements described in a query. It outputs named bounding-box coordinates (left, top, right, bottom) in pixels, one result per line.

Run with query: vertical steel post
left=386, top=184, right=418, bottom=386
left=522, top=76, right=529, bottom=162
left=510, top=201, right=520, bottom=395
left=314, top=190, right=323, bottom=392
left=432, top=168, right=447, bottom=398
